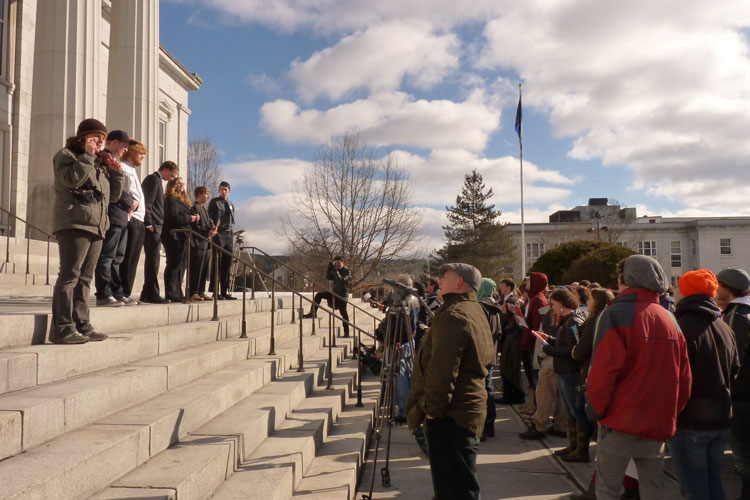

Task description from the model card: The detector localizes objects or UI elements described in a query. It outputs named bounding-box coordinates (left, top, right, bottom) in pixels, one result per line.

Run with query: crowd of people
left=395, top=257, right=750, bottom=500
left=50, top=118, right=238, bottom=345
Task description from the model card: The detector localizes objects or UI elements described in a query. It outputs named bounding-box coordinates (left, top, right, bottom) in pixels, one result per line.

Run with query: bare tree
left=187, top=138, right=222, bottom=197
left=281, top=132, right=422, bottom=288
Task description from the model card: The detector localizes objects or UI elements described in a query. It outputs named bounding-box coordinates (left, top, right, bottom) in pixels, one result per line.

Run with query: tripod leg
left=382, top=343, right=402, bottom=487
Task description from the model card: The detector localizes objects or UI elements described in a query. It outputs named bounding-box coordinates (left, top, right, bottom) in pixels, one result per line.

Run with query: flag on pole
left=514, top=94, right=522, bottom=139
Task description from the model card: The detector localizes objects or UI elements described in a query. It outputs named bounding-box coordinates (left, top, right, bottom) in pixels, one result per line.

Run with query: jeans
left=730, top=399, right=750, bottom=498
left=669, top=427, right=729, bottom=500
left=522, top=349, right=538, bottom=390
left=484, top=366, right=496, bottom=435
left=94, top=225, right=127, bottom=299
left=52, top=229, right=103, bottom=339
left=557, top=371, right=588, bottom=425
left=425, top=416, right=481, bottom=500
left=596, top=426, right=665, bottom=500
left=396, top=343, right=413, bottom=418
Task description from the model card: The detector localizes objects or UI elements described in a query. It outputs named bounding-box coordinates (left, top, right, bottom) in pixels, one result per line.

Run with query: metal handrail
left=171, top=228, right=376, bottom=404
left=0, top=207, right=57, bottom=285
left=240, top=246, right=382, bottom=324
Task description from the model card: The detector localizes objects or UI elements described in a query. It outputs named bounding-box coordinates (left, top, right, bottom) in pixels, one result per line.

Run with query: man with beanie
left=406, top=263, right=494, bottom=500
left=716, top=266, right=750, bottom=498
left=51, top=118, right=124, bottom=343
left=587, top=255, right=692, bottom=500
left=94, top=130, right=134, bottom=306
left=669, top=269, right=739, bottom=500
left=118, top=139, right=148, bottom=304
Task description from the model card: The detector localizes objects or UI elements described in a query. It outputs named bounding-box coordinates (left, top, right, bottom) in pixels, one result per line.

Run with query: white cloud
left=288, top=20, right=459, bottom=101
left=222, top=158, right=311, bottom=193
left=245, top=73, right=283, bottom=96
left=260, top=89, right=501, bottom=151
left=479, top=0, right=750, bottom=211
left=233, top=193, right=295, bottom=254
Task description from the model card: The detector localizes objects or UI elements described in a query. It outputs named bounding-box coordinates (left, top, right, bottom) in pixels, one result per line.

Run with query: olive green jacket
left=52, top=148, right=124, bottom=238
left=406, top=291, right=495, bottom=435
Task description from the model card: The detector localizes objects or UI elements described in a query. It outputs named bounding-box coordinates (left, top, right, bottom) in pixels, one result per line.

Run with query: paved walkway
left=358, top=376, right=743, bottom=500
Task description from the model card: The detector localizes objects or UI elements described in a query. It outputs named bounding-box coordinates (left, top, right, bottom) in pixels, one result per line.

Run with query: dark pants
left=730, top=399, right=750, bottom=498
left=51, top=229, right=103, bottom=339
left=162, top=234, right=187, bottom=301
left=120, top=218, right=144, bottom=297
left=94, top=225, right=127, bottom=300
left=522, top=349, right=538, bottom=390
left=210, top=231, right=233, bottom=295
left=310, top=291, right=350, bottom=336
left=484, top=366, right=496, bottom=435
left=557, top=371, right=589, bottom=424
left=669, top=427, right=729, bottom=500
left=140, top=228, right=161, bottom=300
left=189, top=245, right=210, bottom=295
left=425, top=416, right=481, bottom=500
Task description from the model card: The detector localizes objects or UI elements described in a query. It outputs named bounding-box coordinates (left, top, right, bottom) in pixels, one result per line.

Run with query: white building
left=0, top=0, right=201, bottom=236
left=506, top=199, right=750, bottom=285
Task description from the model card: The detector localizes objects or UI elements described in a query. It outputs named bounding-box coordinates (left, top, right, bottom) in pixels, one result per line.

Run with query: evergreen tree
left=431, top=169, right=514, bottom=281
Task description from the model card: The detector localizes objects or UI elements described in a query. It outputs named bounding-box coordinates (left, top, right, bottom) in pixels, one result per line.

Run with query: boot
left=561, top=423, right=593, bottom=462
left=518, top=388, right=536, bottom=413
left=554, top=422, right=578, bottom=456
left=569, top=476, right=596, bottom=500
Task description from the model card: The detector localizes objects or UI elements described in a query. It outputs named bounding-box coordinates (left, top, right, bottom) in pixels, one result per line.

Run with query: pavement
left=357, top=375, right=743, bottom=500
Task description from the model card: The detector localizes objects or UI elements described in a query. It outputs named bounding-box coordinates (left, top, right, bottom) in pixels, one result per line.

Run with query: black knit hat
left=76, top=118, right=107, bottom=138
left=106, top=130, right=130, bottom=142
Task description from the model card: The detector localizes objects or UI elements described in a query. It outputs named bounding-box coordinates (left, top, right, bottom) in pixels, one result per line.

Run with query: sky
left=160, top=0, right=750, bottom=255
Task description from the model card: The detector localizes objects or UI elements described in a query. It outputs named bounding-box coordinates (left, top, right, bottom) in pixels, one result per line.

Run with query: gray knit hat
left=438, top=263, right=482, bottom=291
left=717, top=267, right=750, bottom=293
left=622, top=255, right=668, bottom=293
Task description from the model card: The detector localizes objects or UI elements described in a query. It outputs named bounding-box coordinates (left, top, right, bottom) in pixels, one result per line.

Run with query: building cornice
left=159, top=45, right=203, bottom=91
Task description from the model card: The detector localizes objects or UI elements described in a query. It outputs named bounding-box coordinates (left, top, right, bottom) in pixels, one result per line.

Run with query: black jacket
left=163, top=196, right=193, bottom=242
left=675, top=294, right=739, bottom=430
left=207, top=196, right=235, bottom=231
left=326, top=262, right=352, bottom=299
left=723, top=299, right=750, bottom=401
left=141, top=171, right=165, bottom=234
left=190, top=203, right=215, bottom=250
left=543, top=310, right=585, bottom=374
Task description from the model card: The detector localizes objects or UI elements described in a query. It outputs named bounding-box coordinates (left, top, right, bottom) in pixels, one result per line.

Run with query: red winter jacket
left=522, top=272, right=548, bottom=351
left=587, top=288, right=692, bottom=441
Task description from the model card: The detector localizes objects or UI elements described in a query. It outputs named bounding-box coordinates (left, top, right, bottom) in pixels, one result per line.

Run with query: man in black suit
left=189, top=186, right=217, bottom=301
left=139, top=160, right=178, bottom=303
left=208, top=181, right=236, bottom=300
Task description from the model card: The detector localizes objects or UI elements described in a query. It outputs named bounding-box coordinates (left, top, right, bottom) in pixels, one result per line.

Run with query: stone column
left=27, top=0, right=103, bottom=234
left=106, top=0, right=159, bottom=181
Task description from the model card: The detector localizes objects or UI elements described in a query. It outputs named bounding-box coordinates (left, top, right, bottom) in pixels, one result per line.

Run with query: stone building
left=506, top=198, right=750, bottom=285
left=0, top=0, right=201, bottom=236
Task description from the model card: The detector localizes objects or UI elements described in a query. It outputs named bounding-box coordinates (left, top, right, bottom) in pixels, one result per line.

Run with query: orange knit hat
left=678, top=269, right=718, bottom=298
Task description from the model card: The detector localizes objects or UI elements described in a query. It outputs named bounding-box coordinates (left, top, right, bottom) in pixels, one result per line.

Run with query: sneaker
left=54, top=332, right=90, bottom=344
left=97, top=296, right=123, bottom=307
left=199, top=294, right=212, bottom=300
left=119, top=296, right=139, bottom=306
left=190, top=293, right=203, bottom=301
left=84, top=331, right=108, bottom=341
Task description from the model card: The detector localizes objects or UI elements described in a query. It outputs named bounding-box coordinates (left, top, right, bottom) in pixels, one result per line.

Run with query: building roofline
left=159, top=45, right=203, bottom=90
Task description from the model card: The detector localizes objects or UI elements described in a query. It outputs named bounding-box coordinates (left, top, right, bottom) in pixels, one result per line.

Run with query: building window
left=671, top=241, right=681, bottom=268
left=691, top=239, right=697, bottom=256
left=720, top=238, right=732, bottom=256
left=158, top=119, right=167, bottom=165
left=639, top=240, right=657, bottom=257
left=616, top=241, right=628, bottom=247
left=526, top=242, right=544, bottom=260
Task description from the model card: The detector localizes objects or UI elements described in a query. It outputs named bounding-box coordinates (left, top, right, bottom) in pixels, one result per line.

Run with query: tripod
left=363, top=298, right=416, bottom=500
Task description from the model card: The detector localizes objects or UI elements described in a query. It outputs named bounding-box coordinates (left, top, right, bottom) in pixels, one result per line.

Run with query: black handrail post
left=25, top=225, right=30, bottom=275
left=212, top=247, right=219, bottom=321
left=5, top=215, right=9, bottom=265
left=183, top=233, right=191, bottom=304
left=310, top=282, right=316, bottom=336
left=240, top=263, right=247, bottom=338
left=268, top=272, right=276, bottom=355
left=352, top=307, right=357, bottom=359
left=45, top=237, right=51, bottom=285
left=331, top=306, right=337, bottom=348
left=326, top=314, right=334, bottom=390
left=297, top=306, right=304, bottom=372
left=356, top=328, right=363, bottom=407
left=250, top=247, right=255, bottom=299
left=290, top=272, right=296, bottom=324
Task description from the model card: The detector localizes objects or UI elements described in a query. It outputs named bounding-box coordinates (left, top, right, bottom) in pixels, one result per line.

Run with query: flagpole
left=518, top=83, right=526, bottom=279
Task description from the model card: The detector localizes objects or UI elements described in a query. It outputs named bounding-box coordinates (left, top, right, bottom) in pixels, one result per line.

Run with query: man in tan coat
left=407, top=263, right=495, bottom=500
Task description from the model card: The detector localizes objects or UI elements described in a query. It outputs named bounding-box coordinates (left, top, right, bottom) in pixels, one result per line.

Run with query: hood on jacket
left=623, top=255, right=668, bottom=293
left=675, top=293, right=721, bottom=322
left=477, top=278, right=496, bottom=301
left=529, top=272, right=548, bottom=296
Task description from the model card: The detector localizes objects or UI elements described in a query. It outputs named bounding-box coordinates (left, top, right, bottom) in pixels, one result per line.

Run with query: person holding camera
left=303, top=256, right=352, bottom=337
left=50, top=118, right=124, bottom=344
